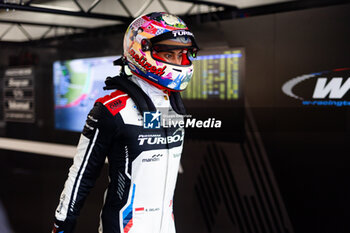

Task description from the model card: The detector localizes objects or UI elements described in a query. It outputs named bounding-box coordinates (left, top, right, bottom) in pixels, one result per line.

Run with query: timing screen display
left=182, top=49, right=242, bottom=100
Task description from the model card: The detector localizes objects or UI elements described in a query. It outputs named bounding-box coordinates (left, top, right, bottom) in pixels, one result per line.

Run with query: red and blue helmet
left=123, top=12, right=199, bottom=91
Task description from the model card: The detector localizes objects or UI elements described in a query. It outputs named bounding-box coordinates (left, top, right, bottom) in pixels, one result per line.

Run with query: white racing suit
left=53, top=76, right=184, bottom=233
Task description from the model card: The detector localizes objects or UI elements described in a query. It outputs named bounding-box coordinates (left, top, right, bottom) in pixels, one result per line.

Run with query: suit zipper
left=159, top=126, right=170, bottom=233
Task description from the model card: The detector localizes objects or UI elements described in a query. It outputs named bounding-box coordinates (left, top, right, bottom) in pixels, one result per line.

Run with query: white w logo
left=313, top=77, right=350, bottom=99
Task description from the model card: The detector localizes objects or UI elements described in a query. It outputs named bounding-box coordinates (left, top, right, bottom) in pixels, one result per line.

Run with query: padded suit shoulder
left=96, top=90, right=130, bottom=116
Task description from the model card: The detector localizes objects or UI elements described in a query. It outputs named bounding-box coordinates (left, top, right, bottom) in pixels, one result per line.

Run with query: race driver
left=52, top=12, right=199, bottom=233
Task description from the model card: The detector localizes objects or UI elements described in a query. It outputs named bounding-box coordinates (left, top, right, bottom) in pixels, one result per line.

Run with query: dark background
left=1, top=3, right=350, bottom=233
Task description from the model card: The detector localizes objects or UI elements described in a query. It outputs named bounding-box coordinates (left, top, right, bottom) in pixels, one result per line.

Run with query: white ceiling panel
left=20, top=24, right=50, bottom=40
left=43, top=27, right=83, bottom=39
left=0, top=22, right=12, bottom=36
left=30, top=0, right=80, bottom=11
left=190, top=0, right=295, bottom=8
left=0, top=0, right=323, bottom=42
left=0, top=10, right=122, bottom=28
left=78, top=0, right=129, bottom=17
left=122, top=0, right=153, bottom=17
left=1, top=24, right=27, bottom=41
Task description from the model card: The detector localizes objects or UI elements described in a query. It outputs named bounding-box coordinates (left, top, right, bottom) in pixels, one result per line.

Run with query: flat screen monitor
left=182, top=48, right=245, bottom=142
left=53, top=55, right=120, bottom=132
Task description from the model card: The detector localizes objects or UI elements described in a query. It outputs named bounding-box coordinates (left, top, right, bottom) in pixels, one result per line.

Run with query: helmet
left=123, top=12, right=199, bottom=91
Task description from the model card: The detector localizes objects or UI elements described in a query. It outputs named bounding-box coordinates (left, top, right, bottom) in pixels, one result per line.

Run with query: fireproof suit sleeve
left=52, top=102, right=118, bottom=233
